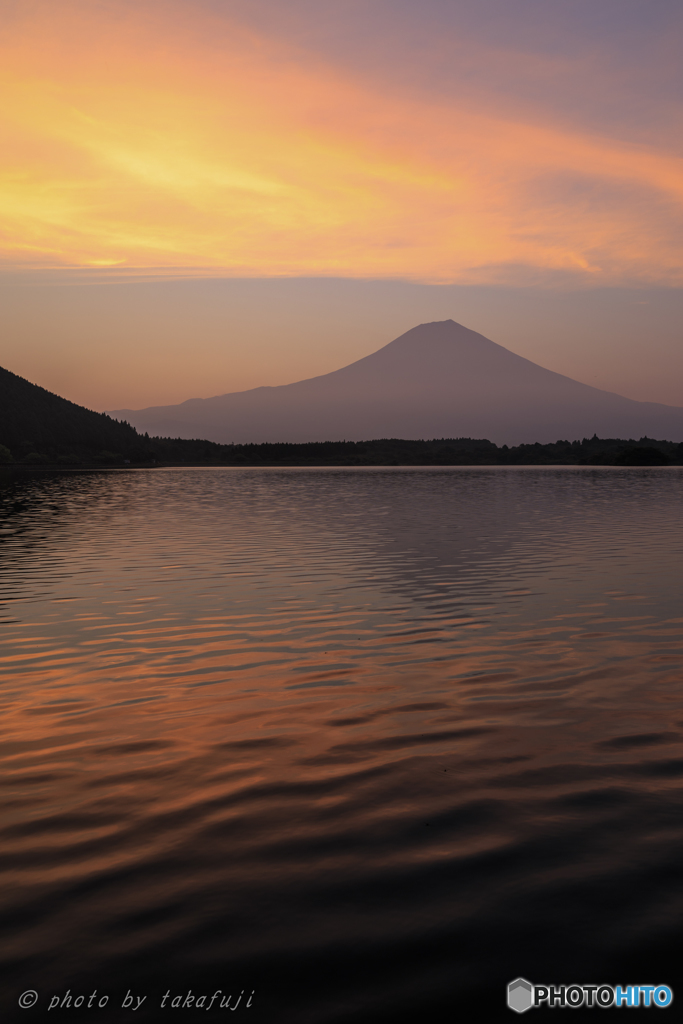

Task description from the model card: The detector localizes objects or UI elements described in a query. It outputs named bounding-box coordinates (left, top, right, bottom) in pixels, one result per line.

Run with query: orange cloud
left=1, top=1, right=682, bottom=284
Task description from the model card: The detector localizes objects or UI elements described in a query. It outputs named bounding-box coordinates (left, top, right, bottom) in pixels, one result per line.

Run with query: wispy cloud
left=2, top=1, right=682, bottom=284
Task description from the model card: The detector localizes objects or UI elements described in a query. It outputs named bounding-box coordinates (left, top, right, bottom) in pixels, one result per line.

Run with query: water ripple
left=0, top=467, right=682, bottom=1020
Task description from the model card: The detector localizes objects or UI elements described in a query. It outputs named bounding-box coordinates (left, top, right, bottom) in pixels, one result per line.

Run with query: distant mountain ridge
left=107, top=320, right=683, bottom=445
left=2, top=359, right=683, bottom=468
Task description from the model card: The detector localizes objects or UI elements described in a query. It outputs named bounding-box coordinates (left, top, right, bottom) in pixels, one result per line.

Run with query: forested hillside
left=0, top=365, right=146, bottom=465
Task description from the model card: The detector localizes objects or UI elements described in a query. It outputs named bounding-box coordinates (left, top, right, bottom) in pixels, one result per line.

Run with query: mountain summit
left=108, top=320, right=683, bottom=445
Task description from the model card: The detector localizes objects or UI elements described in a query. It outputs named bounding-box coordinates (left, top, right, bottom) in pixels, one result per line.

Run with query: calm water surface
left=1, top=467, right=682, bottom=1021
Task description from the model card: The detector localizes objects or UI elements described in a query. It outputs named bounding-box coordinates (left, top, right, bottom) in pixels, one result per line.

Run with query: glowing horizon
left=3, top=0, right=683, bottom=286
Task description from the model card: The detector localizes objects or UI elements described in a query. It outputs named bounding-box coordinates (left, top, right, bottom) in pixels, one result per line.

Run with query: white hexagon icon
left=507, top=977, right=534, bottom=1013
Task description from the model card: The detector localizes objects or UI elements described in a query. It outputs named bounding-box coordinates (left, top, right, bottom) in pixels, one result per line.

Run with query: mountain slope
left=108, top=320, right=683, bottom=445
left=0, top=364, right=144, bottom=462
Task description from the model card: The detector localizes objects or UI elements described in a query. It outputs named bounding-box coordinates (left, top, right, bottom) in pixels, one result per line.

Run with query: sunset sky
left=2, top=0, right=683, bottom=411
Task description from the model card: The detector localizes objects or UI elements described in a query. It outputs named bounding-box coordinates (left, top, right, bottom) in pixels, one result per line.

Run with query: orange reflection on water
left=1, top=467, right=683, bottom=1019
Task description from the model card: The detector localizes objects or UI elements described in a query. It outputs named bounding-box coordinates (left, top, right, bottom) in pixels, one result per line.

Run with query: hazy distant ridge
left=108, top=321, right=683, bottom=445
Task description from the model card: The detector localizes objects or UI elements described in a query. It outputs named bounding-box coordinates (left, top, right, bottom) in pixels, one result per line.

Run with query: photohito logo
left=507, top=978, right=673, bottom=1013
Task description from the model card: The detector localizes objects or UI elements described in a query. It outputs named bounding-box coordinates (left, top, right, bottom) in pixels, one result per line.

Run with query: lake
left=1, top=467, right=682, bottom=1021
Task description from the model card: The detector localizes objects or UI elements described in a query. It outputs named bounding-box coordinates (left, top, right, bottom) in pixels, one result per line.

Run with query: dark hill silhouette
left=108, top=320, right=683, bottom=445
left=0, top=364, right=145, bottom=465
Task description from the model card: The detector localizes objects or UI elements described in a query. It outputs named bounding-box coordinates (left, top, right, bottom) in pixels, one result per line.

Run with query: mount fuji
left=108, top=320, right=683, bottom=445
